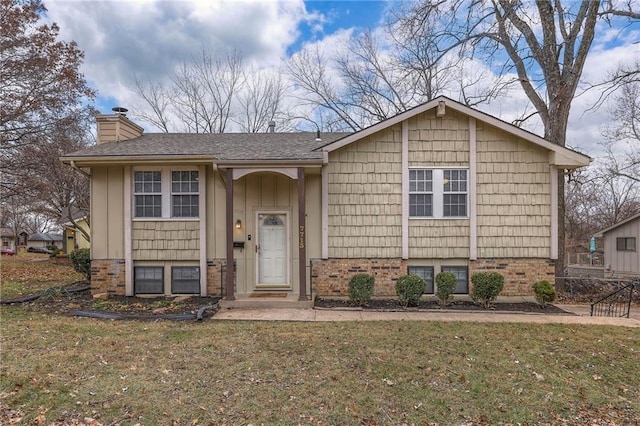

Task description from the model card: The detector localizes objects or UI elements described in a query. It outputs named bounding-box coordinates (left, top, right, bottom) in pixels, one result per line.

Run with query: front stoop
left=219, top=293, right=314, bottom=310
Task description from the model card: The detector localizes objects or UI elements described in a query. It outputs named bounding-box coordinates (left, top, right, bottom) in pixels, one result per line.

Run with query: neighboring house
left=28, top=233, right=63, bottom=250
left=1, top=228, right=17, bottom=251
left=62, top=216, right=90, bottom=254
left=61, top=97, right=590, bottom=300
left=595, top=213, right=640, bottom=278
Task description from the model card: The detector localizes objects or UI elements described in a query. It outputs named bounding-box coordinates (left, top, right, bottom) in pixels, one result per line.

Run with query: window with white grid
left=171, top=171, right=199, bottom=217
left=134, top=171, right=162, bottom=218
left=408, top=168, right=468, bottom=218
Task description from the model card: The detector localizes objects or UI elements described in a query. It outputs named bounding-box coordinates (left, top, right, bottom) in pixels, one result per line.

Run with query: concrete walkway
left=212, top=304, right=640, bottom=327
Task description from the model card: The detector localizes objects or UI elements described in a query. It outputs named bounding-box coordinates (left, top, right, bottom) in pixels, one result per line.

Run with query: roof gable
left=317, top=96, right=591, bottom=169
left=595, top=212, right=640, bottom=236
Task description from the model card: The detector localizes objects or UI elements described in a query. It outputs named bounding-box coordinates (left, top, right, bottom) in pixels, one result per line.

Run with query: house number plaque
left=299, top=225, right=305, bottom=249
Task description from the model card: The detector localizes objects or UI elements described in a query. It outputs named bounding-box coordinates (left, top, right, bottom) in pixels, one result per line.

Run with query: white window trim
left=132, top=166, right=200, bottom=220
left=408, top=167, right=469, bottom=219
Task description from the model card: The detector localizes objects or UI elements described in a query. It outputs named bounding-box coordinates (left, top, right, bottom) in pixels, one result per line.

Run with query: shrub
left=533, top=280, right=557, bottom=307
left=396, top=274, right=426, bottom=307
left=348, top=273, right=375, bottom=306
left=70, top=248, right=91, bottom=280
left=435, top=272, right=457, bottom=307
left=471, top=272, right=504, bottom=308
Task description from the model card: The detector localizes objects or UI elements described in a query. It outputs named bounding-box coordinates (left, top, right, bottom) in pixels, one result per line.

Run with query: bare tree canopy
left=286, top=24, right=501, bottom=132
left=395, top=0, right=639, bottom=147
left=601, top=81, right=640, bottom=183
left=132, top=49, right=292, bottom=133
left=0, top=0, right=95, bottom=148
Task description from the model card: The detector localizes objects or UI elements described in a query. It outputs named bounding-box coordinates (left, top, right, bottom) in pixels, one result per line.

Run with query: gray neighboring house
left=28, top=233, right=63, bottom=250
left=595, top=213, right=640, bottom=278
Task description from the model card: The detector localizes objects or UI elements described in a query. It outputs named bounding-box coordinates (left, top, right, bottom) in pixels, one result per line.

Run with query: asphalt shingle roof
left=63, top=132, right=350, bottom=162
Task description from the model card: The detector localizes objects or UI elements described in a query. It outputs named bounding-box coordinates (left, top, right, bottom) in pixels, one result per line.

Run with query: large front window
left=409, top=168, right=468, bottom=218
left=133, top=169, right=199, bottom=218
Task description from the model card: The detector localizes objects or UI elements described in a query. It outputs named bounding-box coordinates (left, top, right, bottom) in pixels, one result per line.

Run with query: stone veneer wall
left=311, top=259, right=405, bottom=297
left=312, top=257, right=556, bottom=297
left=469, top=258, right=555, bottom=296
left=91, top=259, right=126, bottom=295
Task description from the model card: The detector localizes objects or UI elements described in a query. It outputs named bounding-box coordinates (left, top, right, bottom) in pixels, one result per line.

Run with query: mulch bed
left=314, top=297, right=573, bottom=314
left=7, top=285, right=572, bottom=317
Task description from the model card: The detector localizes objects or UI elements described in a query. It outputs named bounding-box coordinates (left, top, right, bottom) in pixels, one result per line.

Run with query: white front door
left=257, top=213, right=289, bottom=288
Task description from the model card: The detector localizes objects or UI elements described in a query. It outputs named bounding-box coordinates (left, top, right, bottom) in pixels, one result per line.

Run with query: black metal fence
left=590, top=281, right=636, bottom=318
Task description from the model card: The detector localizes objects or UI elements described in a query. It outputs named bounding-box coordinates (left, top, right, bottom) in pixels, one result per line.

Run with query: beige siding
left=604, top=217, right=640, bottom=275
left=408, top=108, right=469, bottom=166
left=91, top=167, right=125, bottom=259
left=328, top=126, right=403, bottom=258
left=409, top=220, right=469, bottom=258
left=476, top=122, right=551, bottom=258
left=132, top=221, right=199, bottom=260
left=408, top=109, right=470, bottom=257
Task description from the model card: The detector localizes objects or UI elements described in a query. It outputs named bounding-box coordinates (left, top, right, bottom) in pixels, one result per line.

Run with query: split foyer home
left=60, top=96, right=591, bottom=301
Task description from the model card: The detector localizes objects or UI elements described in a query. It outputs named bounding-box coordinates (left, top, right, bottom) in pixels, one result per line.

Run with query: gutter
left=69, top=160, right=91, bottom=177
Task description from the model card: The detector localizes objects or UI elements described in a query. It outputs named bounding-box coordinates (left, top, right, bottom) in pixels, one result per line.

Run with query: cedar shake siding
left=327, top=126, right=403, bottom=259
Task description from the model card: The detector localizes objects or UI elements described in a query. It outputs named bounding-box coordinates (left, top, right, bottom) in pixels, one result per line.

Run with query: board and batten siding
left=327, top=126, right=402, bottom=258
left=132, top=221, right=199, bottom=260
left=604, top=217, right=640, bottom=275
left=408, top=109, right=470, bottom=258
left=91, top=166, right=125, bottom=259
left=475, top=122, right=551, bottom=258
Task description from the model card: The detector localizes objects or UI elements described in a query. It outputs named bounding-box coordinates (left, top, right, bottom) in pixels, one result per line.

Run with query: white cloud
left=45, top=0, right=313, bottom=108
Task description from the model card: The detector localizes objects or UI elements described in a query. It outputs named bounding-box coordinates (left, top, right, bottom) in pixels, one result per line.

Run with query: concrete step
left=219, top=294, right=313, bottom=310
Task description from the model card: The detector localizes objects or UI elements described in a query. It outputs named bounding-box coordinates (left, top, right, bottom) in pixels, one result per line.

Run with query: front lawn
left=0, top=254, right=84, bottom=299
left=2, top=308, right=639, bottom=425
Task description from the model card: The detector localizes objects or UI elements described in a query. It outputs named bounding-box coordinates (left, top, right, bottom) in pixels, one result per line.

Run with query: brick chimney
left=96, top=107, right=143, bottom=144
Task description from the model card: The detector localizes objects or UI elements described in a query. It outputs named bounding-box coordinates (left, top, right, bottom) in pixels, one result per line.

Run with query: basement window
left=441, top=266, right=469, bottom=294
left=171, top=266, right=200, bottom=294
left=407, top=266, right=434, bottom=294
left=134, top=266, right=164, bottom=294
left=616, top=237, right=636, bottom=251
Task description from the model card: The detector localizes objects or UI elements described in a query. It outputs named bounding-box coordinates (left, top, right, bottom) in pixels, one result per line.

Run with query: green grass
left=2, top=308, right=639, bottom=425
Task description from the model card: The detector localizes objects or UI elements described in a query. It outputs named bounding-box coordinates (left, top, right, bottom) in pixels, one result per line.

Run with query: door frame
left=255, top=210, right=291, bottom=289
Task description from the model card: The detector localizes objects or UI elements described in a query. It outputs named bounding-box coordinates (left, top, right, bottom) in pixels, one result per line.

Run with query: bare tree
left=395, top=0, right=639, bottom=285
left=601, top=81, right=640, bottom=182
left=132, top=49, right=295, bottom=133
left=235, top=67, right=291, bottom=133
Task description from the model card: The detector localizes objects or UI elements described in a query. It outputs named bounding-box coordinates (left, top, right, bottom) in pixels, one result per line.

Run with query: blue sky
left=45, top=0, right=639, bottom=156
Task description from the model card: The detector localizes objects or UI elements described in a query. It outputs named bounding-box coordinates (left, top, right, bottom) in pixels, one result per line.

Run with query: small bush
left=533, top=280, right=557, bottom=307
left=70, top=248, right=91, bottom=280
left=396, top=274, right=426, bottom=307
left=348, top=273, right=375, bottom=306
left=435, top=272, right=457, bottom=307
left=471, top=272, right=504, bottom=308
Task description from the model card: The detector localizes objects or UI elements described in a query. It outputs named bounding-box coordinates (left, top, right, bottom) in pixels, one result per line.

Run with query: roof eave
left=594, top=212, right=640, bottom=236
left=61, top=155, right=216, bottom=167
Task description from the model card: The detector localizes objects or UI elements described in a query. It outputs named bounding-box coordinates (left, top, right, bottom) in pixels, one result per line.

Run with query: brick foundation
left=311, top=258, right=405, bottom=296
left=311, top=257, right=556, bottom=297
left=90, top=259, right=126, bottom=295
left=206, top=259, right=228, bottom=297
left=470, top=258, right=556, bottom=296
